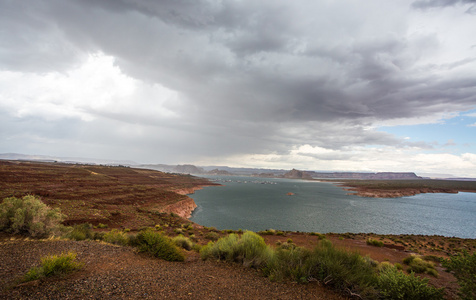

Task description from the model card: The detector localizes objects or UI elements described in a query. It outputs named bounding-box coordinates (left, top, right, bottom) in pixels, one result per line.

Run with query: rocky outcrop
left=173, top=186, right=204, bottom=195
left=283, top=169, right=313, bottom=180
left=161, top=197, right=198, bottom=219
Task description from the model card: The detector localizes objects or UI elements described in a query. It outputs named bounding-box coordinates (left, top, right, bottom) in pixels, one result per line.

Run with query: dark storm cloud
left=1, top=0, right=475, bottom=164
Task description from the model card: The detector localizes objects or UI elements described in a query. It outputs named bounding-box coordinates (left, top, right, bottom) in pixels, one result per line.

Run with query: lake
left=189, top=176, right=476, bottom=238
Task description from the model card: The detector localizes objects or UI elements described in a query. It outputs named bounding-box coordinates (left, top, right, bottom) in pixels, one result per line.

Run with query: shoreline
left=166, top=184, right=220, bottom=219
left=324, top=179, right=476, bottom=198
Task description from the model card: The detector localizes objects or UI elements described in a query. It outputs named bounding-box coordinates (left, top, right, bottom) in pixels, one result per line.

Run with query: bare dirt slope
left=0, top=236, right=345, bottom=300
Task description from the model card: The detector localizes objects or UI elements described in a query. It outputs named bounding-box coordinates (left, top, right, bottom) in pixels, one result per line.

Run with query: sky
left=1, top=0, right=476, bottom=177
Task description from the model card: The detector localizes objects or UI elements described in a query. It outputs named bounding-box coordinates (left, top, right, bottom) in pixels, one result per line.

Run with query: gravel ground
left=0, top=237, right=346, bottom=299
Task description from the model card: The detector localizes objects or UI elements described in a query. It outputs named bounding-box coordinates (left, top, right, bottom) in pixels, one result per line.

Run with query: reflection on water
left=190, top=176, right=476, bottom=238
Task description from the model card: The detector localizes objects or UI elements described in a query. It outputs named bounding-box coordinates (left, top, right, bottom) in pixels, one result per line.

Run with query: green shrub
left=0, top=195, right=65, bottom=237
left=133, top=229, right=184, bottom=261
left=442, top=251, right=476, bottom=300
left=172, top=234, right=193, bottom=250
left=205, top=231, right=219, bottom=241
left=403, top=256, right=438, bottom=277
left=309, top=232, right=326, bottom=239
left=200, top=231, right=272, bottom=268
left=103, top=229, right=129, bottom=246
left=264, top=246, right=312, bottom=283
left=259, top=229, right=276, bottom=235
left=65, top=223, right=95, bottom=241
left=201, top=233, right=240, bottom=261
left=96, top=223, right=108, bottom=229
left=377, top=265, right=444, bottom=299
left=306, top=239, right=378, bottom=297
left=24, top=252, right=83, bottom=282
left=366, top=238, right=384, bottom=247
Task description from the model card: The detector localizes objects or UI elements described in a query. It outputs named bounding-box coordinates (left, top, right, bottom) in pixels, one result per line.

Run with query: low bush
left=172, top=234, right=193, bottom=250
left=65, top=223, right=95, bottom=241
left=199, top=231, right=446, bottom=299
left=264, top=246, right=312, bottom=283
left=174, top=228, right=184, bottom=234
left=377, top=264, right=444, bottom=299
left=442, top=250, right=476, bottom=300
left=258, top=229, right=276, bottom=235
left=200, top=231, right=272, bottom=268
left=309, top=232, right=326, bottom=239
left=205, top=231, right=219, bottom=241
left=306, top=239, right=378, bottom=297
left=403, top=256, right=438, bottom=277
left=366, top=238, right=384, bottom=247
left=133, top=229, right=184, bottom=261
left=103, top=229, right=129, bottom=246
left=0, top=195, right=65, bottom=237
left=24, top=252, right=83, bottom=282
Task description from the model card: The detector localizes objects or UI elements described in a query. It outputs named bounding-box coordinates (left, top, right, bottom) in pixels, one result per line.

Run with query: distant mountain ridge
left=0, top=153, right=435, bottom=180
left=0, top=153, right=137, bottom=166
left=140, top=164, right=423, bottom=180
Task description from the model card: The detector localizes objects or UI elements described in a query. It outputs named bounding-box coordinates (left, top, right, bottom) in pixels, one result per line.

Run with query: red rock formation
left=162, top=197, right=198, bottom=219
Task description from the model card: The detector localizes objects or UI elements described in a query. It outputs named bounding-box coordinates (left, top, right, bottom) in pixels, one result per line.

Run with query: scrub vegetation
left=442, top=251, right=476, bottom=300
left=1, top=161, right=475, bottom=299
left=200, top=232, right=444, bottom=299
left=23, top=252, right=83, bottom=282
left=0, top=195, right=65, bottom=237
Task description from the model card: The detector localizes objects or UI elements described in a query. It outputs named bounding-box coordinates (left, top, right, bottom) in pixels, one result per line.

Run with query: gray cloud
left=412, top=0, right=476, bottom=9
left=1, top=0, right=475, bottom=170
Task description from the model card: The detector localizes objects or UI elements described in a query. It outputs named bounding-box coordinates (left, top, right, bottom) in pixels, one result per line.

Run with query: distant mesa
left=283, top=169, right=313, bottom=180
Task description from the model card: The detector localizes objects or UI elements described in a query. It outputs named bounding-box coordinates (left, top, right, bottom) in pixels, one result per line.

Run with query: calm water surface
left=190, top=176, right=476, bottom=238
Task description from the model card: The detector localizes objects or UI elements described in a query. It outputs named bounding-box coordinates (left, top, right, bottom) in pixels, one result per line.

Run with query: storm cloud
left=1, top=0, right=475, bottom=176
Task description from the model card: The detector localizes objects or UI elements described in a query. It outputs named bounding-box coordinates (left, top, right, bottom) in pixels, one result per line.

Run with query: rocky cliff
left=161, top=197, right=198, bottom=219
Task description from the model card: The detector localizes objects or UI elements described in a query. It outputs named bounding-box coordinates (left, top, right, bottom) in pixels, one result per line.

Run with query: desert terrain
left=1, top=160, right=475, bottom=299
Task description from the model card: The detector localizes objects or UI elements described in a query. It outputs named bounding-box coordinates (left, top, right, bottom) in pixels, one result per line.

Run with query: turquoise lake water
left=189, top=176, right=476, bottom=238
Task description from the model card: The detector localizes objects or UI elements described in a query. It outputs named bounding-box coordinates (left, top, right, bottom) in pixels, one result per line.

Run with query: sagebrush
left=0, top=195, right=65, bottom=237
